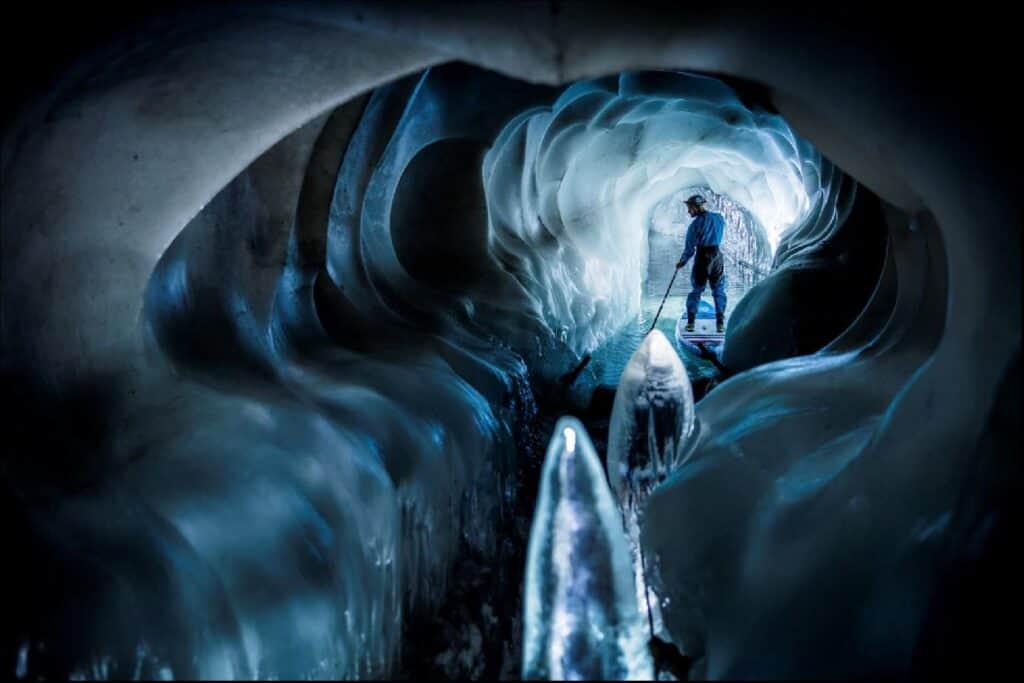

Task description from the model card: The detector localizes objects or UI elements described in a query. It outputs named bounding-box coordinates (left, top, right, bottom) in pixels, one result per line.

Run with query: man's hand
left=676, top=259, right=687, bottom=269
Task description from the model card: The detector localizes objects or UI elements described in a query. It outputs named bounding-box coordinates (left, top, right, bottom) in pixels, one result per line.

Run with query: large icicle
left=522, top=417, right=653, bottom=680
left=607, top=330, right=696, bottom=503
left=606, top=330, right=696, bottom=639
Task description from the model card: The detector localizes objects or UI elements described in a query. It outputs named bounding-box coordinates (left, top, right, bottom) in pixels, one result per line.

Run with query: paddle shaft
left=648, top=264, right=682, bottom=334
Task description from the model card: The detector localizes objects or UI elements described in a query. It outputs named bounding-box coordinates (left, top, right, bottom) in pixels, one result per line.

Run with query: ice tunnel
left=1, top=2, right=1019, bottom=681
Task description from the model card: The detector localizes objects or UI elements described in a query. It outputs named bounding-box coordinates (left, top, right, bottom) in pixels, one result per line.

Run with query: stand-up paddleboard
left=675, top=300, right=725, bottom=362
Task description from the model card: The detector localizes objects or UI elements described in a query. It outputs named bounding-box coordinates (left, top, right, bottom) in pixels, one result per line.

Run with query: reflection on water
left=590, top=228, right=765, bottom=386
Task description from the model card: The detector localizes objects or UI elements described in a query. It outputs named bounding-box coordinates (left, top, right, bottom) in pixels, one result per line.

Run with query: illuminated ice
left=607, top=330, right=696, bottom=504
left=522, top=417, right=653, bottom=681
left=606, top=330, right=696, bottom=640
left=482, top=71, right=843, bottom=358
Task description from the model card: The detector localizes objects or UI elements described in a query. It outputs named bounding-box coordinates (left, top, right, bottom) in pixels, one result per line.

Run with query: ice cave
left=1, top=2, right=1019, bottom=681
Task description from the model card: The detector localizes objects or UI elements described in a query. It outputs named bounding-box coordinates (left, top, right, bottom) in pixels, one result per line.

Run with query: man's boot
left=685, top=317, right=695, bottom=333
left=716, top=317, right=725, bottom=334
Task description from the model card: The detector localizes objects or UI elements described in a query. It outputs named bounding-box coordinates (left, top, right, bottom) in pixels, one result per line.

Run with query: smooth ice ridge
left=482, top=71, right=844, bottom=355
left=523, top=417, right=654, bottom=681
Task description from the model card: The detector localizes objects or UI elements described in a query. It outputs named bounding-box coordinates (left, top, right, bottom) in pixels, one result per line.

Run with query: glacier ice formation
left=1, top=3, right=1018, bottom=681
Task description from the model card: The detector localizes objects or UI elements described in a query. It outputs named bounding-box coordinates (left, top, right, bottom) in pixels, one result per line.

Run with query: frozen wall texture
left=2, top=1, right=1019, bottom=680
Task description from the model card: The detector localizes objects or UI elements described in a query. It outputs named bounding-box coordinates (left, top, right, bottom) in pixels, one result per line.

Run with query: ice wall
left=640, top=208, right=987, bottom=678
left=721, top=175, right=886, bottom=372
left=6, top=80, right=537, bottom=679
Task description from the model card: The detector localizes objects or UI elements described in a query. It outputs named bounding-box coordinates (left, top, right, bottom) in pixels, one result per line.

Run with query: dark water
left=589, top=230, right=763, bottom=386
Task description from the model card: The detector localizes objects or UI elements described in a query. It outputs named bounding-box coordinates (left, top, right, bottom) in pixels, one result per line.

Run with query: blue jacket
left=679, top=211, right=725, bottom=265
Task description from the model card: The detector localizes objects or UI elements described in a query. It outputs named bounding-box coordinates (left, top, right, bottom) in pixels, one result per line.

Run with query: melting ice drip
left=606, top=331, right=697, bottom=641
left=522, top=417, right=654, bottom=680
